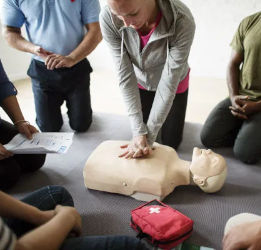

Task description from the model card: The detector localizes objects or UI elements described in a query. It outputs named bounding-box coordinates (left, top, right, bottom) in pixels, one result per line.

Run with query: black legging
left=139, top=88, right=188, bottom=149
left=200, top=97, right=261, bottom=164
left=0, top=119, right=46, bottom=190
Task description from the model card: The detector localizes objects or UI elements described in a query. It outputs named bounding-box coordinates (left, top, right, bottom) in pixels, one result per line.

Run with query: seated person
left=200, top=12, right=261, bottom=164
left=0, top=185, right=149, bottom=250
left=223, top=213, right=261, bottom=250
left=0, top=60, right=45, bottom=190
left=83, top=140, right=227, bottom=201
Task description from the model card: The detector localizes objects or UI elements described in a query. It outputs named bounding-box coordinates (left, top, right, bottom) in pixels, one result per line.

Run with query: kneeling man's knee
left=70, top=115, right=92, bottom=132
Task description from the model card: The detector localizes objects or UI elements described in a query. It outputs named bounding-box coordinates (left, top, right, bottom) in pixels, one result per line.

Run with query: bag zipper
left=131, top=218, right=193, bottom=245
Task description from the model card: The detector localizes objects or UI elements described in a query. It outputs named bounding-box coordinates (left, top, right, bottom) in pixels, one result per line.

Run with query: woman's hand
left=0, top=143, right=13, bottom=160
left=229, top=97, right=260, bottom=119
left=54, top=205, right=82, bottom=237
left=31, top=210, right=56, bottom=226
left=119, top=135, right=152, bottom=159
left=15, top=121, right=38, bottom=140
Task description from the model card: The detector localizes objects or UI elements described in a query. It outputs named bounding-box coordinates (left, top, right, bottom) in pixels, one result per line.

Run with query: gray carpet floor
left=8, top=113, right=261, bottom=250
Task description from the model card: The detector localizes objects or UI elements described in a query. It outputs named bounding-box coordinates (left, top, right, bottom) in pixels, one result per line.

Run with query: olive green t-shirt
left=230, top=12, right=261, bottom=100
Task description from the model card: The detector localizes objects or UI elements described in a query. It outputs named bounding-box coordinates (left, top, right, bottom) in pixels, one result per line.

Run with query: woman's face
left=108, top=0, right=151, bottom=30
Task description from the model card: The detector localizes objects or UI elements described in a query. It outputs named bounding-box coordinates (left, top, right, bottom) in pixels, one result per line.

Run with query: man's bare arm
left=3, top=26, right=52, bottom=58
left=45, top=22, right=102, bottom=70
left=70, top=22, right=102, bottom=63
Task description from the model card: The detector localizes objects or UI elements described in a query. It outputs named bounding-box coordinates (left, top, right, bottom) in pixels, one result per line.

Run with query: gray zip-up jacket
left=100, top=0, right=195, bottom=145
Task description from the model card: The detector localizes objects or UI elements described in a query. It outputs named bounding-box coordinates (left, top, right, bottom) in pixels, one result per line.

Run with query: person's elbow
left=94, top=25, right=103, bottom=45
left=228, top=50, right=243, bottom=69
left=2, top=26, right=10, bottom=41
left=2, top=26, right=20, bottom=46
left=15, top=241, right=32, bottom=250
left=15, top=241, right=56, bottom=250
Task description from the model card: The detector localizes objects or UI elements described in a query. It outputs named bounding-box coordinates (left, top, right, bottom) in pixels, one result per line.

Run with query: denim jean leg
left=5, top=186, right=74, bottom=237
left=66, top=74, right=92, bottom=132
left=31, top=78, right=64, bottom=132
left=20, top=185, right=74, bottom=209
left=61, top=235, right=150, bottom=250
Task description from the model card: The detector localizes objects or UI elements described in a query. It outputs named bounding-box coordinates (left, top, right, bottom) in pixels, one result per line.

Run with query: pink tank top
left=137, top=12, right=189, bottom=94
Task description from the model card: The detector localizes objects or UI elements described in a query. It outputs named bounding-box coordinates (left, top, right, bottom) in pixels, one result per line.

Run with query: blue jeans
left=28, top=59, right=93, bottom=132
left=5, top=186, right=149, bottom=250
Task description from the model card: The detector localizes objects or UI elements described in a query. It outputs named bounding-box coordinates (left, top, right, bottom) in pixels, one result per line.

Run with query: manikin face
left=190, top=148, right=225, bottom=176
left=108, top=0, right=152, bottom=30
left=190, top=147, right=227, bottom=192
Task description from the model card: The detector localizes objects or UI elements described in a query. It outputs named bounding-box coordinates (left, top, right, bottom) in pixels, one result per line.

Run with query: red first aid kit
left=131, top=200, right=193, bottom=249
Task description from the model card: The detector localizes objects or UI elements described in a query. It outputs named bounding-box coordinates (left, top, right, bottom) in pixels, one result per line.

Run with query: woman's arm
left=227, top=50, right=261, bottom=118
left=100, top=7, right=147, bottom=138
left=1, top=90, right=38, bottom=141
left=1, top=95, right=25, bottom=125
left=226, top=49, right=248, bottom=119
left=146, top=15, right=195, bottom=145
left=227, top=50, right=243, bottom=100
left=0, top=191, right=81, bottom=250
left=0, top=68, right=38, bottom=139
left=15, top=206, right=81, bottom=250
left=0, top=191, right=54, bottom=225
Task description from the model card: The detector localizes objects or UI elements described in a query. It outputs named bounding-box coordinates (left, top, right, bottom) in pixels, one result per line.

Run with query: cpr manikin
left=83, top=141, right=227, bottom=201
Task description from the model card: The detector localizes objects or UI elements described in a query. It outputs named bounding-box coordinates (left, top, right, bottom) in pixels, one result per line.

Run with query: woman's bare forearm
left=0, top=191, right=43, bottom=224
left=16, top=211, right=75, bottom=250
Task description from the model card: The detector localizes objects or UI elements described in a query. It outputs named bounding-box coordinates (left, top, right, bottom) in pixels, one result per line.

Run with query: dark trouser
left=0, top=119, right=46, bottom=190
left=139, top=89, right=188, bottom=149
left=28, top=59, right=93, bottom=132
left=200, top=97, right=261, bottom=164
left=5, top=186, right=149, bottom=250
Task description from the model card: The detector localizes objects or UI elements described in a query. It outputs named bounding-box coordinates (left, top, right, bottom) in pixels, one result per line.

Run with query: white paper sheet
left=4, top=132, right=74, bottom=154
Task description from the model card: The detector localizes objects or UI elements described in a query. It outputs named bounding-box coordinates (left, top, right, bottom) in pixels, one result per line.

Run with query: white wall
left=1, top=0, right=260, bottom=80
left=91, top=0, right=261, bottom=79
left=181, top=0, right=261, bottom=78
left=0, top=24, right=31, bottom=80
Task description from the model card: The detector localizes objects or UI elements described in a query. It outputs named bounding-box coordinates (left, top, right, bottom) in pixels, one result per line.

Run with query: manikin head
left=108, top=0, right=156, bottom=29
left=190, top=147, right=227, bottom=193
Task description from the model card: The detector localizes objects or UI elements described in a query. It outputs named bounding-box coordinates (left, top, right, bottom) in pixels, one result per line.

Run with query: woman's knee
left=200, top=126, right=218, bottom=148
left=0, top=159, right=21, bottom=190
left=233, top=143, right=260, bottom=164
left=31, top=154, right=46, bottom=171
left=47, top=185, right=74, bottom=207
left=15, top=154, right=46, bottom=173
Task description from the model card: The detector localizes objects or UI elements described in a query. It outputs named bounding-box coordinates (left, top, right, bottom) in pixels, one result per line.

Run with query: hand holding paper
left=4, top=132, right=74, bottom=154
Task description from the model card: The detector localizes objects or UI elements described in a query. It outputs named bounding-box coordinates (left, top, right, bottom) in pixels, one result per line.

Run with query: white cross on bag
left=149, top=207, right=160, bottom=214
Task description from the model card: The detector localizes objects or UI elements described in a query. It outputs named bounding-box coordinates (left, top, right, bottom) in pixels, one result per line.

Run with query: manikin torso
left=83, top=141, right=227, bottom=201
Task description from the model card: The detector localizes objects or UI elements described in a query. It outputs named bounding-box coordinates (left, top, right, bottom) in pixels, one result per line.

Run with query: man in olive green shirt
left=200, top=12, right=261, bottom=164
